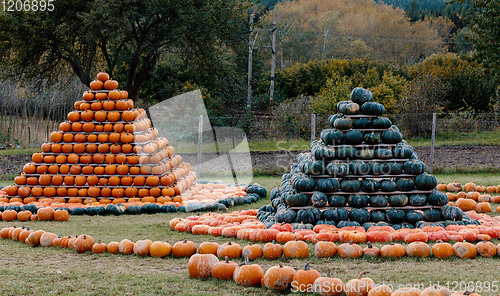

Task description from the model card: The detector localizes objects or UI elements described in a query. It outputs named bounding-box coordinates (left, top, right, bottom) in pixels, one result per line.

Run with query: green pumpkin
left=380, top=179, right=397, bottom=192
left=381, top=128, right=402, bottom=144
left=336, top=208, right=349, bottom=221
left=375, top=148, right=393, bottom=159
left=371, top=117, right=392, bottom=129
left=386, top=208, right=406, bottom=224
left=348, top=194, right=369, bottom=208
left=386, top=162, right=403, bottom=175
left=388, top=194, right=409, bottom=207
left=320, top=129, right=344, bottom=145
left=338, top=102, right=360, bottom=115
left=291, top=174, right=316, bottom=192
left=396, top=178, right=415, bottom=191
left=406, top=210, right=425, bottom=224
left=353, top=118, right=372, bottom=129
left=311, top=191, right=328, bottom=207
left=350, top=160, right=369, bottom=175
left=363, top=132, right=381, bottom=145
left=337, top=100, right=350, bottom=110
left=328, top=114, right=342, bottom=128
left=275, top=208, right=297, bottom=223
left=326, top=162, right=349, bottom=177
left=408, top=194, right=428, bottom=206
left=357, top=148, right=375, bottom=160
left=323, top=209, right=339, bottom=222
left=403, top=160, right=427, bottom=175
left=341, top=179, right=361, bottom=192
left=296, top=208, right=322, bottom=224
left=369, top=195, right=388, bottom=207
left=349, top=208, right=370, bottom=224
left=428, top=191, right=448, bottom=206
left=338, top=221, right=361, bottom=228
left=310, top=160, right=325, bottom=175
left=336, top=146, right=358, bottom=159
left=285, top=192, right=310, bottom=207
left=350, top=87, right=373, bottom=105
left=334, top=117, right=353, bottom=130
left=370, top=210, right=387, bottom=222
left=86, top=207, right=98, bottom=216
left=312, top=146, right=335, bottom=161
left=441, top=205, right=463, bottom=221
left=126, top=205, right=141, bottom=215
left=369, top=162, right=387, bottom=175
left=415, top=173, right=438, bottom=190
left=328, top=195, right=347, bottom=207
left=393, top=145, right=413, bottom=159
left=106, top=204, right=123, bottom=216
left=360, top=101, right=385, bottom=115
left=362, top=178, right=380, bottom=192
left=423, top=209, right=442, bottom=222
left=316, top=178, right=340, bottom=193
left=344, top=130, right=364, bottom=145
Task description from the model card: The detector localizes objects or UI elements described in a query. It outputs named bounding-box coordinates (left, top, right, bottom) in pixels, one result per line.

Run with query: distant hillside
left=375, top=0, right=447, bottom=11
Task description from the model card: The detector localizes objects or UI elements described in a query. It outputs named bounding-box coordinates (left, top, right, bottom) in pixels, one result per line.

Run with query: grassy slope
left=1, top=175, right=500, bottom=295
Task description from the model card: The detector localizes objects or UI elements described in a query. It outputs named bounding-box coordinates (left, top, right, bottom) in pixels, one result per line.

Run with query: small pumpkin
left=217, top=241, right=242, bottom=259
left=233, top=257, right=264, bottom=286
left=344, top=272, right=375, bottom=296
left=313, top=270, right=344, bottom=296
left=283, top=239, right=309, bottom=258
left=475, top=241, right=496, bottom=257
left=337, top=242, right=363, bottom=258
left=391, top=287, right=422, bottom=296
left=198, top=241, right=219, bottom=255
left=211, top=257, right=238, bottom=280
left=172, top=239, right=197, bottom=258
left=420, top=285, right=452, bottom=296
left=367, top=284, right=392, bottom=296
left=133, top=238, right=153, bottom=256
left=293, top=262, right=321, bottom=292
left=453, top=242, right=477, bottom=259
left=363, top=242, right=380, bottom=257
left=406, top=241, right=430, bottom=257
left=187, top=253, right=219, bottom=278
left=263, top=240, right=283, bottom=259
left=242, top=243, right=263, bottom=260
left=262, top=263, right=296, bottom=290
left=75, top=234, right=95, bottom=253
left=380, top=243, right=406, bottom=258
left=92, top=240, right=108, bottom=254
left=431, top=241, right=454, bottom=259
left=314, top=240, right=337, bottom=258
left=150, top=241, right=172, bottom=257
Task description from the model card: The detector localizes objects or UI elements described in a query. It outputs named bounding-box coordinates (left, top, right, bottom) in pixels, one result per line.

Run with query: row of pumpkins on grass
left=169, top=210, right=497, bottom=244
left=438, top=182, right=500, bottom=193
left=0, top=184, right=267, bottom=219
left=189, top=255, right=482, bottom=296
left=0, top=224, right=484, bottom=296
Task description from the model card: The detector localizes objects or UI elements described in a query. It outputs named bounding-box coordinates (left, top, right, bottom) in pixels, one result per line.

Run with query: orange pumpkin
left=262, top=263, right=296, bottom=291
left=233, top=257, right=264, bottom=287
left=211, top=257, right=238, bottom=280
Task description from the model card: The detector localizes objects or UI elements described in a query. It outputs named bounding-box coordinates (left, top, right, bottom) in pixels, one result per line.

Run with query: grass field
left=1, top=174, right=500, bottom=295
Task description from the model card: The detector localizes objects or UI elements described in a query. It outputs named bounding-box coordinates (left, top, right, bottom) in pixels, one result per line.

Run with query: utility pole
left=246, top=14, right=254, bottom=110
left=269, top=18, right=276, bottom=104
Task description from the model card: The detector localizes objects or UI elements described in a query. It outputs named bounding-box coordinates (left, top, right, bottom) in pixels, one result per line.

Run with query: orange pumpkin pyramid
left=5, top=72, right=196, bottom=204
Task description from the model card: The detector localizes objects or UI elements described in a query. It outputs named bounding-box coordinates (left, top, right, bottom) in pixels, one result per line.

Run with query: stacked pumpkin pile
left=259, top=87, right=470, bottom=230
left=3, top=73, right=195, bottom=204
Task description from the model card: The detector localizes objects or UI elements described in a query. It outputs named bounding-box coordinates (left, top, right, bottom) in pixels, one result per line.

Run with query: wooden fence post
left=197, top=115, right=203, bottom=177
left=429, top=113, right=436, bottom=173
left=311, top=114, right=316, bottom=142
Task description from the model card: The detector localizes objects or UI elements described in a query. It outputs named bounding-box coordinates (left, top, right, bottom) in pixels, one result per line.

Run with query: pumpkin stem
left=225, top=257, right=230, bottom=264
left=327, top=269, right=331, bottom=278
left=357, top=271, right=367, bottom=279
left=228, top=241, right=232, bottom=245
left=183, top=239, right=187, bottom=243
left=304, top=262, right=311, bottom=271
left=367, top=242, right=373, bottom=248
left=436, top=240, right=443, bottom=243
left=279, top=263, right=283, bottom=268
left=272, top=240, right=277, bottom=244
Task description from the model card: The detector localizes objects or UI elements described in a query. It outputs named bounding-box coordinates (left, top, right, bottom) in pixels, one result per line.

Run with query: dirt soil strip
left=1, top=145, right=499, bottom=177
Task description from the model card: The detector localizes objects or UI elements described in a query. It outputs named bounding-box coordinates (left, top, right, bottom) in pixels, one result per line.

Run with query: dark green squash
left=393, top=145, right=413, bottom=159
left=70, top=207, right=86, bottom=216
left=405, top=210, right=425, bottom=224
left=350, top=87, right=373, bottom=105
left=341, top=179, right=361, bottom=192
left=320, top=129, right=344, bottom=145
left=370, top=210, right=387, bottom=222
left=388, top=194, right=409, bottom=207
left=337, top=100, right=350, bottom=110
left=338, top=102, right=360, bottom=115
left=357, top=148, right=375, bottom=160
left=347, top=194, right=369, bottom=208
left=396, top=178, right=415, bottom=191
left=316, top=178, right=340, bottom=193
left=381, top=128, right=402, bottom=144
left=428, top=191, right=448, bottom=206
left=334, top=116, right=353, bottom=130
left=386, top=208, right=406, bottom=224
left=375, top=148, right=393, bottom=159
left=328, top=195, right=347, bottom=207
left=126, top=205, right=141, bottom=215
left=275, top=208, right=297, bottom=223
left=408, top=194, right=428, bottom=206
left=322, top=209, right=340, bottom=222
left=369, top=162, right=386, bottom=175
left=441, top=205, right=463, bottom=221
left=380, top=179, right=397, bottom=192
left=369, top=195, right=388, bottom=207
left=362, top=178, right=380, bottom=192
left=336, top=146, right=358, bottom=159
left=349, top=208, right=370, bottom=224
left=311, top=191, right=328, bottom=207
left=291, top=174, right=316, bottom=192
left=423, top=209, right=442, bottom=222
left=328, top=114, right=342, bottom=128
left=353, top=118, right=372, bottom=129
left=415, top=173, right=438, bottom=190
left=86, top=207, right=98, bottom=216
left=296, top=208, right=322, bottom=224
left=344, top=130, right=364, bottom=145
left=350, top=160, right=369, bottom=175
left=285, top=193, right=310, bottom=207
left=371, top=117, right=392, bottom=129
left=336, top=208, right=349, bottom=221
left=386, top=162, right=403, bottom=175
left=363, top=132, right=381, bottom=145
left=316, top=220, right=336, bottom=226
left=310, top=160, right=325, bottom=175
left=326, top=162, right=349, bottom=177
left=403, top=160, right=427, bottom=175
left=360, top=101, right=385, bottom=115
